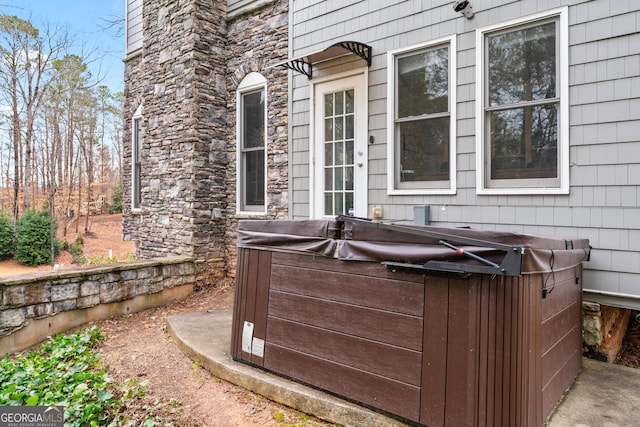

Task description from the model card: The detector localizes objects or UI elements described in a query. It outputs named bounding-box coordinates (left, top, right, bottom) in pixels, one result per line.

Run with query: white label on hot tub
left=252, top=337, right=265, bottom=358
left=242, top=321, right=254, bottom=353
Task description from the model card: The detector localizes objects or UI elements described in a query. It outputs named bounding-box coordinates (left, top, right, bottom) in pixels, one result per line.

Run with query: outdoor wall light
left=453, top=0, right=474, bottom=19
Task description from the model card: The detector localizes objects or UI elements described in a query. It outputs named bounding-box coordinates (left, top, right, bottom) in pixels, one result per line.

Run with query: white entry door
left=313, top=73, right=367, bottom=218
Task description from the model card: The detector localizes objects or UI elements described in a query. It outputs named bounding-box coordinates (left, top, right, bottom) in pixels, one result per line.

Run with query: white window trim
left=475, top=7, right=569, bottom=195
left=386, top=36, right=457, bottom=196
left=236, top=72, right=268, bottom=215
left=131, top=104, right=143, bottom=212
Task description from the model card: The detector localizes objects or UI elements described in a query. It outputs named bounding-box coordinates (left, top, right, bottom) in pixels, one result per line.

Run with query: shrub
left=15, top=208, right=61, bottom=266
left=109, top=181, right=123, bottom=213
left=0, top=214, right=15, bottom=259
left=70, top=243, right=86, bottom=265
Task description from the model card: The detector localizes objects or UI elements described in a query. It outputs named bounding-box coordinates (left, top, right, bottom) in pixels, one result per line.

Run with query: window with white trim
left=387, top=37, right=456, bottom=195
left=132, top=105, right=142, bottom=210
left=237, top=72, right=267, bottom=213
left=476, top=8, right=568, bottom=194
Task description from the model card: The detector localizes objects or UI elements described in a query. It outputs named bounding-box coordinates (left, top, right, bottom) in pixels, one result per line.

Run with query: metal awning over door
left=272, top=41, right=371, bottom=79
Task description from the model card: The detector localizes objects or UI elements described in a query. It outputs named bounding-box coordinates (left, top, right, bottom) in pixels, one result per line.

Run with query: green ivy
left=0, top=326, right=152, bottom=427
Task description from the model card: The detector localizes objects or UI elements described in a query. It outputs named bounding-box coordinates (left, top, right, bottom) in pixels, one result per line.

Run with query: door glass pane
left=325, top=168, right=333, bottom=190
left=323, top=88, right=357, bottom=216
left=335, top=116, right=344, bottom=140
left=335, top=91, right=344, bottom=115
left=324, top=193, right=333, bottom=216
left=345, top=192, right=354, bottom=214
left=345, top=90, right=354, bottom=113
left=346, top=115, right=354, bottom=139
left=345, top=140, right=354, bottom=165
left=325, top=143, right=333, bottom=166
left=325, top=119, right=333, bottom=142
left=335, top=141, right=344, bottom=165
left=345, top=167, right=354, bottom=190
left=335, top=193, right=344, bottom=215
left=325, top=94, right=333, bottom=117
left=335, top=167, right=344, bottom=191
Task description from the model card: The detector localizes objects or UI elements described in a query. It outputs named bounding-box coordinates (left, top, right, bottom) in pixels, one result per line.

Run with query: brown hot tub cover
left=237, top=218, right=590, bottom=275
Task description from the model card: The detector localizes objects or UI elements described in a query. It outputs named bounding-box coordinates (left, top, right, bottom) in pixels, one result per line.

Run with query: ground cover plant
left=0, top=326, right=154, bottom=427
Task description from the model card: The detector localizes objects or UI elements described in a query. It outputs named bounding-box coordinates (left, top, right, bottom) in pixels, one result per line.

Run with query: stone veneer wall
left=224, top=0, right=289, bottom=277
left=123, top=0, right=229, bottom=285
left=0, top=257, right=195, bottom=355
left=123, top=0, right=289, bottom=281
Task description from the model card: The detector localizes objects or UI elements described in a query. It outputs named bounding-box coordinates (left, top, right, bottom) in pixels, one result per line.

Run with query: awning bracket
left=333, top=41, right=372, bottom=66
left=284, top=59, right=312, bottom=79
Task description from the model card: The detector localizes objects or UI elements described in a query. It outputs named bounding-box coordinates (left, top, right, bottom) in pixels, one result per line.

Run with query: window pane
left=490, top=104, right=558, bottom=179
left=397, top=47, right=449, bottom=118
left=399, top=117, right=450, bottom=182
left=244, top=150, right=265, bottom=205
left=133, top=118, right=142, bottom=208
left=488, top=22, right=556, bottom=106
left=242, top=91, right=264, bottom=149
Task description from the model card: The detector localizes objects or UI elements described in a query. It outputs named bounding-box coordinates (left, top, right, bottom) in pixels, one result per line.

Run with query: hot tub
left=231, top=218, right=590, bottom=427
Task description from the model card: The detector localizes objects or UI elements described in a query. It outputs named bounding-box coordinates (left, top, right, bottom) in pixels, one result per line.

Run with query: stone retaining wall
left=0, top=257, right=195, bottom=355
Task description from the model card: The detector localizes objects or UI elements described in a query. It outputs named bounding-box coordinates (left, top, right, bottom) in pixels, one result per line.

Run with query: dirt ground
left=93, top=282, right=336, bottom=427
left=0, top=213, right=136, bottom=277
left=1, top=214, right=639, bottom=425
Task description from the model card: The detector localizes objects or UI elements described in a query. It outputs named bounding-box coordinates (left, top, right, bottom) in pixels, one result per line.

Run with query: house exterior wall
left=288, top=0, right=640, bottom=309
left=123, top=0, right=288, bottom=283
left=224, top=1, right=289, bottom=276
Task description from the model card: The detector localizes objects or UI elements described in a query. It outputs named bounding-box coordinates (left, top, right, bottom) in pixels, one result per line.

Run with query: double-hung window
left=387, top=37, right=456, bottom=194
left=237, top=72, right=267, bottom=213
left=476, top=8, right=568, bottom=194
left=132, top=105, right=142, bottom=210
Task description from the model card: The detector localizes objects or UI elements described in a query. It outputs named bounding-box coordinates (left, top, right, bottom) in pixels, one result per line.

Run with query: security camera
left=453, top=0, right=474, bottom=19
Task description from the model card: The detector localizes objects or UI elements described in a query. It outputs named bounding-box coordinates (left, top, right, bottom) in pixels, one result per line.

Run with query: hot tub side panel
left=540, top=265, right=583, bottom=420
left=263, top=252, right=425, bottom=422
left=231, top=247, right=272, bottom=366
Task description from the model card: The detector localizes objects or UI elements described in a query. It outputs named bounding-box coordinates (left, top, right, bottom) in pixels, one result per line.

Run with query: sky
left=1, top=0, right=125, bottom=92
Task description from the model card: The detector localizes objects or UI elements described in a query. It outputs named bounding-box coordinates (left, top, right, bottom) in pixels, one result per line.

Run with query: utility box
left=231, top=218, right=590, bottom=427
